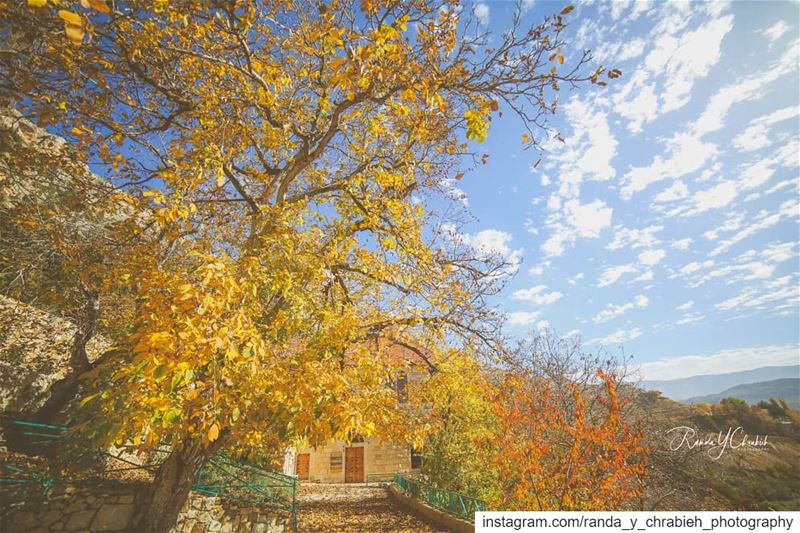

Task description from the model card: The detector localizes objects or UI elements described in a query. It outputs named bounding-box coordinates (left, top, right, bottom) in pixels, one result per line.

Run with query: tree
left=415, top=330, right=646, bottom=510
left=486, top=367, right=647, bottom=510
left=413, top=352, right=498, bottom=500
left=2, top=1, right=613, bottom=530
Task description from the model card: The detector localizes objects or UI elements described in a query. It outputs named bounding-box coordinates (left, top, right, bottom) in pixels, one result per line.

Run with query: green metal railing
left=394, top=473, right=487, bottom=523
left=1, top=418, right=298, bottom=528
left=195, top=454, right=297, bottom=525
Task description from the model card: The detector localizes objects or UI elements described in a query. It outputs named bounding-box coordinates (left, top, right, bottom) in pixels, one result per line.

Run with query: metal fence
left=393, top=473, right=487, bottom=523
left=195, top=454, right=298, bottom=518
left=0, top=417, right=298, bottom=528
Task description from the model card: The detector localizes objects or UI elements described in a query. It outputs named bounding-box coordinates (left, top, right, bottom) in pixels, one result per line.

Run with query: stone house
left=283, top=342, right=426, bottom=483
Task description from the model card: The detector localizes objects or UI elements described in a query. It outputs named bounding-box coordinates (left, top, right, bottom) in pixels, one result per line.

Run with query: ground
left=297, top=483, right=448, bottom=533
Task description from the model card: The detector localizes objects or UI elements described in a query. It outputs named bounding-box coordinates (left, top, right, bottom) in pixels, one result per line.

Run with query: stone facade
left=290, top=439, right=412, bottom=483
left=0, top=483, right=290, bottom=533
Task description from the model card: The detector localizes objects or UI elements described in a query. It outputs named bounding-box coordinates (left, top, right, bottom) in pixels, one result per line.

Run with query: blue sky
left=446, top=1, right=799, bottom=380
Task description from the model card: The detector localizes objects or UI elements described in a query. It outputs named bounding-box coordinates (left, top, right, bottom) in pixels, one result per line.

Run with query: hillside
left=640, top=365, right=800, bottom=401
left=635, top=389, right=800, bottom=511
left=687, top=379, right=800, bottom=409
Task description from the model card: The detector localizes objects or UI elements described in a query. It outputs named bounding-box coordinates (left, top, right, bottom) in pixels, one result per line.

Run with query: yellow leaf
left=64, top=24, right=86, bottom=46
left=59, top=10, right=83, bottom=26
left=521, top=133, right=531, bottom=144
left=561, top=5, right=575, bottom=15
left=208, top=423, right=220, bottom=442
left=88, top=0, right=111, bottom=13
left=27, top=0, right=48, bottom=7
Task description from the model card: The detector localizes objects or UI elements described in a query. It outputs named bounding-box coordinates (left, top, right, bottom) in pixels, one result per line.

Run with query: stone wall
left=1, top=482, right=290, bottom=532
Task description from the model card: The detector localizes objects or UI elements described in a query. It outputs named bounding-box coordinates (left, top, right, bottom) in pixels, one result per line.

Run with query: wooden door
left=296, top=453, right=310, bottom=480
left=344, top=447, right=364, bottom=483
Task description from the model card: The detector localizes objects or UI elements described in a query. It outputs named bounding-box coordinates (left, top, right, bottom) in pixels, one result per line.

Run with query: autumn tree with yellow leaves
left=1, top=0, right=616, bottom=529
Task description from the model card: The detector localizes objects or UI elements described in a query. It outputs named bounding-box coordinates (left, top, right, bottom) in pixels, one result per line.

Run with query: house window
left=330, top=452, right=343, bottom=473
left=411, top=447, right=423, bottom=469
left=396, top=370, right=408, bottom=404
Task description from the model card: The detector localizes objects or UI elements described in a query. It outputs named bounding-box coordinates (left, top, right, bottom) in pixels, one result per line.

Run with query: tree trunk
left=130, top=438, right=224, bottom=533
left=33, top=290, right=99, bottom=423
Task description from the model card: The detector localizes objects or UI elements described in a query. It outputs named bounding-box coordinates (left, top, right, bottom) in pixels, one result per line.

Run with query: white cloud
left=618, top=38, right=647, bottom=60
left=692, top=43, right=800, bottom=137
left=710, top=199, right=799, bottom=256
left=732, top=124, right=771, bottom=152
left=677, top=260, right=714, bottom=276
left=653, top=180, right=689, bottom=203
left=613, top=75, right=658, bottom=133
left=528, top=261, right=550, bottom=276
left=611, top=11, right=733, bottom=131
left=674, top=181, right=739, bottom=217
left=567, top=272, right=585, bottom=286
left=440, top=178, right=469, bottom=206
left=507, top=310, right=542, bottom=327
left=442, top=225, right=523, bottom=273
left=536, top=319, right=550, bottom=330
left=607, top=225, right=663, bottom=251
left=675, top=312, right=705, bottom=326
left=541, top=224, right=571, bottom=257
left=597, top=264, right=638, bottom=287
left=659, top=14, right=734, bottom=112
left=759, top=21, right=790, bottom=43
left=521, top=0, right=535, bottom=12
left=676, top=300, right=694, bottom=311
left=565, top=199, right=613, bottom=238
left=512, top=285, right=564, bottom=306
left=637, top=343, right=800, bottom=380
left=593, top=294, right=650, bottom=323
left=541, top=199, right=613, bottom=257
left=703, top=213, right=744, bottom=241
left=550, top=99, right=619, bottom=184
left=473, top=2, right=490, bottom=25
left=765, top=179, right=795, bottom=195
left=588, top=327, right=643, bottom=345
left=638, top=249, right=666, bottom=266
left=621, top=132, right=716, bottom=199
left=688, top=242, right=798, bottom=289
left=671, top=238, right=693, bottom=250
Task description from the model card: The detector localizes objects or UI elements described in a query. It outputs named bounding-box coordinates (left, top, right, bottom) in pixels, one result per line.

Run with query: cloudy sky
left=448, top=0, right=799, bottom=380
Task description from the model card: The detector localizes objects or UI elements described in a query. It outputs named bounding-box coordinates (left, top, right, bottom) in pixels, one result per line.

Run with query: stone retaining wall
left=1, top=483, right=290, bottom=532
left=387, top=484, right=473, bottom=533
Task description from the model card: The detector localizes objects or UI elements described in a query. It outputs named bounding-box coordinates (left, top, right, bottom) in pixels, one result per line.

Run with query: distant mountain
left=686, top=378, right=800, bottom=409
left=640, top=365, right=800, bottom=401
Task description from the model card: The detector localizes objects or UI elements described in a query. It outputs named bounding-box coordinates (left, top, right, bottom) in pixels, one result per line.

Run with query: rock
left=90, top=503, right=135, bottom=531
left=65, top=509, right=96, bottom=531
left=118, top=494, right=135, bottom=504
left=10, top=511, right=38, bottom=530
left=39, top=509, right=62, bottom=526
left=65, top=499, right=87, bottom=514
